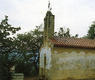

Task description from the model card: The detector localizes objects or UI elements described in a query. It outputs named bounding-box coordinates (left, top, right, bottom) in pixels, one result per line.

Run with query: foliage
left=0, top=16, right=20, bottom=80
left=58, top=27, right=70, bottom=37
left=87, top=21, right=95, bottom=39
left=72, top=34, right=78, bottom=38
left=15, top=26, right=43, bottom=76
left=55, top=27, right=78, bottom=38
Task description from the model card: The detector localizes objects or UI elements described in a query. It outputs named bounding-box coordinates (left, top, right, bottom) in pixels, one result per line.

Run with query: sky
left=0, top=0, right=95, bottom=37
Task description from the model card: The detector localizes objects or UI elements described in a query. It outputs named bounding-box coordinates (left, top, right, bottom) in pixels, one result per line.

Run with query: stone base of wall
left=12, top=73, right=24, bottom=80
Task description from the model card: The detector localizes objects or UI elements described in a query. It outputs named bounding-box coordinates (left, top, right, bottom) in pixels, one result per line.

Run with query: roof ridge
left=53, top=36, right=95, bottom=41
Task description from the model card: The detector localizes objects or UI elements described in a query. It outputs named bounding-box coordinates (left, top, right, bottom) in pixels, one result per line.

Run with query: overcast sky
left=0, top=0, right=95, bottom=37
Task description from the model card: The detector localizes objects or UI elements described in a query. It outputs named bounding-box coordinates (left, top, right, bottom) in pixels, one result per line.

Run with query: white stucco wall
left=40, top=46, right=51, bottom=69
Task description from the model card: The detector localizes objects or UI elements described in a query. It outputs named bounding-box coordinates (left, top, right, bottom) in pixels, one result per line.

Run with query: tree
left=72, top=34, right=78, bottom=38
left=15, top=25, right=43, bottom=76
left=64, top=28, right=71, bottom=37
left=87, top=21, right=95, bottom=39
left=0, top=16, right=20, bottom=80
left=58, top=27, right=71, bottom=37
left=57, top=27, right=79, bottom=38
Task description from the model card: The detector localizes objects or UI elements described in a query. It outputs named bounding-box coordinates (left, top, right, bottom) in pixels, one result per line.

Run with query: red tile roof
left=50, top=37, right=95, bottom=49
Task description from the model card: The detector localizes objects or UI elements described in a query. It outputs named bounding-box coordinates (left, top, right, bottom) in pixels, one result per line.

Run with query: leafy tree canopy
left=15, top=25, right=43, bottom=76
left=0, top=16, right=20, bottom=80
left=54, top=27, right=78, bottom=38
left=87, top=21, right=95, bottom=39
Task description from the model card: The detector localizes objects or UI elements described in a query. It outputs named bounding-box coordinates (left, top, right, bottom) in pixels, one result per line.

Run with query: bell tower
left=39, top=1, right=54, bottom=79
left=44, top=1, right=55, bottom=40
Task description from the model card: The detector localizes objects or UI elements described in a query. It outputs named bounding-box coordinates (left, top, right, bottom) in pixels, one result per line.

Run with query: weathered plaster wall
left=39, top=45, right=52, bottom=77
left=40, top=46, right=51, bottom=69
left=46, top=47, right=95, bottom=80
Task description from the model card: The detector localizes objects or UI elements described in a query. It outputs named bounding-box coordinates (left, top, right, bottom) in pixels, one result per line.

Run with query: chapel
left=39, top=2, right=95, bottom=80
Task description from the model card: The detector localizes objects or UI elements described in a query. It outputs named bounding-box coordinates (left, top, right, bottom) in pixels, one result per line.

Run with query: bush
left=0, top=56, right=12, bottom=80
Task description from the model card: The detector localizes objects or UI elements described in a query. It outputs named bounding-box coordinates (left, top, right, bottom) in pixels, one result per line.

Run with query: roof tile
left=50, top=37, right=95, bottom=49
